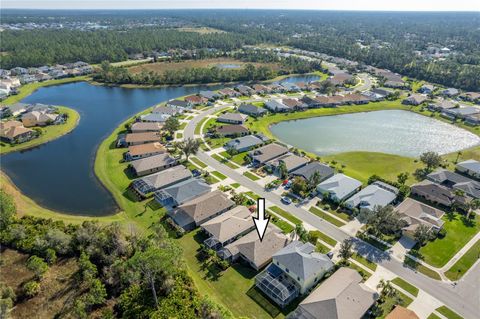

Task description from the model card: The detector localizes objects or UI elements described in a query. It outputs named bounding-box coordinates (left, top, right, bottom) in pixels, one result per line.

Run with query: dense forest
left=1, top=10, right=479, bottom=90
left=0, top=190, right=232, bottom=318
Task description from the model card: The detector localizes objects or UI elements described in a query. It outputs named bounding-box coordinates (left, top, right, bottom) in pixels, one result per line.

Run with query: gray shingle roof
left=291, top=162, right=334, bottom=182
left=457, top=159, right=480, bottom=175
left=317, top=174, right=362, bottom=201
left=225, top=135, right=266, bottom=151
left=155, top=178, right=211, bottom=205
left=201, top=206, right=253, bottom=243
left=344, top=183, right=397, bottom=211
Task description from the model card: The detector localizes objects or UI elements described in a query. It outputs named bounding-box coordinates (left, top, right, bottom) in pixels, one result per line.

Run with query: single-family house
left=464, top=113, right=480, bottom=126
left=130, top=153, right=177, bottom=176
left=255, top=241, right=334, bottom=307
left=140, top=113, right=171, bottom=122
left=265, top=100, right=290, bottom=113
left=21, top=111, right=58, bottom=127
left=426, top=169, right=473, bottom=188
left=130, top=165, right=192, bottom=198
left=267, top=153, right=309, bottom=175
left=152, top=105, right=182, bottom=116
left=402, top=94, right=428, bottom=106
left=441, top=88, right=459, bottom=97
left=125, top=142, right=166, bottom=161
left=453, top=180, right=480, bottom=199
left=215, top=125, right=249, bottom=137
left=218, top=88, right=240, bottom=98
left=385, top=306, right=419, bottom=319
left=166, top=99, right=191, bottom=109
left=0, top=120, right=35, bottom=143
left=168, top=190, right=234, bottom=231
left=248, top=143, right=289, bottom=166
left=224, top=135, right=268, bottom=153
left=329, top=73, right=354, bottom=86
left=202, top=206, right=254, bottom=250
left=282, top=98, right=306, bottom=110
left=427, top=99, right=456, bottom=112
left=287, top=267, right=377, bottom=319
left=410, top=180, right=469, bottom=208
left=442, top=106, right=480, bottom=120
left=6, top=103, right=28, bottom=116
left=460, top=92, right=480, bottom=103
left=291, top=162, right=334, bottom=183
left=154, top=178, right=211, bottom=207
left=300, top=96, right=322, bottom=108
left=280, top=82, right=301, bottom=92
left=238, top=104, right=267, bottom=117
left=130, top=122, right=163, bottom=133
left=252, top=84, right=270, bottom=95
left=217, top=112, right=248, bottom=124
left=125, top=132, right=161, bottom=146
left=418, top=84, right=435, bottom=94
left=235, top=85, right=254, bottom=96
left=372, top=88, right=395, bottom=99
left=317, top=174, right=362, bottom=203
left=395, top=198, right=445, bottom=239
left=456, top=159, right=480, bottom=179
left=344, top=181, right=398, bottom=212
left=184, top=95, right=208, bottom=105
left=220, top=225, right=291, bottom=270
left=199, top=90, right=219, bottom=101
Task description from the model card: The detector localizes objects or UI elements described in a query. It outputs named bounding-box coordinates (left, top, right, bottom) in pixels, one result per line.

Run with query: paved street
left=184, top=105, right=479, bottom=319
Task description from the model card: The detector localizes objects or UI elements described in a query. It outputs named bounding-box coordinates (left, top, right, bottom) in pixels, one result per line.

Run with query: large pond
left=1, top=82, right=222, bottom=216
left=278, top=74, right=320, bottom=83
left=270, top=110, right=480, bottom=157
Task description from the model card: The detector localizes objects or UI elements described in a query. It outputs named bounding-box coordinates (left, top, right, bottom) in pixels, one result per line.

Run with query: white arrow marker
left=253, top=198, right=270, bottom=241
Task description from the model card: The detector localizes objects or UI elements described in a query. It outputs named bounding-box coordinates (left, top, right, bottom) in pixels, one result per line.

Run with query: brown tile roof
left=201, top=206, right=253, bottom=243
left=130, top=122, right=163, bottom=133
left=185, top=95, right=207, bottom=104
left=125, top=132, right=161, bottom=144
left=0, top=120, right=34, bottom=139
left=385, top=306, right=419, bottom=319
left=128, top=142, right=166, bottom=157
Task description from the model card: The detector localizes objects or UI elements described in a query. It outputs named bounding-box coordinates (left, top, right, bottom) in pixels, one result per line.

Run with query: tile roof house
left=255, top=241, right=334, bottom=307
left=184, top=95, right=208, bottom=105
left=385, top=306, right=419, bottom=319
left=344, top=181, right=398, bottom=212
left=140, top=113, right=171, bottom=123
left=265, top=100, right=291, bottom=112
left=442, top=106, right=480, bottom=120
left=130, top=122, right=163, bottom=133
left=252, top=84, right=270, bottom=94
left=166, top=99, right=192, bottom=109
left=217, top=112, right=248, bottom=124
left=427, top=99, right=457, bottom=112
left=6, top=103, right=28, bottom=116
left=267, top=153, right=309, bottom=175
left=125, top=142, right=166, bottom=161
left=125, top=132, right=162, bottom=146
left=248, top=143, right=289, bottom=165
left=395, top=198, right=445, bottom=239
left=453, top=180, right=480, bottom=199
left=199, top=90, right=220, bottom=101
left=154, top=178, right=211, bottom=207
left=238, top=103, right=267, bottom=117
left=418, top=84, right=435, bottom=94
left=287, top=267, right=377, bottom=319
left=21, top=111, right=58, bottom=127
left=215, top=124, right=249, bottom=137
left=152, top=105, right=183, bottom=116
left=168, top=190, right=234, bottom=231
left=130, top=153, right=178, bottom=177
left=282, top=98, right=306, bottom=110
left=130, top=165, right=192, bottom=198
left=317, top=174, right=362, bottom=203
left=221, top=225, right=291, bottom=270
left=0, top=120, right=35, bottom=143
left=460, top=92, right=480, bottom=103
left=410, top=180, right=469, bottom=208
left=202, top=206, right=254, bottom=249
left=218, top=88, right=240, bottom=97
left=224, top=134, right=268, bottom=153
left=441, top=88, right=459, bottom=97
left=235, top=85, right=254, bottom=96
left=426, top=169, right=473, bottom=188
left=456, top=159, right=480, bottom=179
left=402, top=94, right=428, bottom=106
left=291, top=162, right=334, bottom=182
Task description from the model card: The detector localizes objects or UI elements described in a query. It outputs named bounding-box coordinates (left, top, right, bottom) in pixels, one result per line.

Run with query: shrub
left=23, top=280, right=40, bottom=298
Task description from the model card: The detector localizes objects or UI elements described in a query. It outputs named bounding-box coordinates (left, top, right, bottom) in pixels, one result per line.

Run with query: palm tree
left=308, top=171, right=322, bottom=192
left=377, top=279, right=396, bottom=302
left=468, top=199, right=480, bottom=219
left=278, top=161, right=288, bottom=179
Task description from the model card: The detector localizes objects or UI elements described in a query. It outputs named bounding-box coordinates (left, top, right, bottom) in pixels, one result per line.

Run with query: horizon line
left=2, top=8, right=479, bottom=12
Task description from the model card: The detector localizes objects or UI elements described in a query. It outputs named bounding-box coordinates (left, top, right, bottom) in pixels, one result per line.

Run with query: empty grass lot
left=391, top=277, right=419, bottom=297
left=269, top=206, right=302, bottom=225
left=435, top=306, right=464, bottom=319
left=417, top=214, right=480, bottom=268
left=308, top=206, right=345, bottom=227
left=243, top=171, right=260, bottom=181
left=445, top=239, right=480, bottom=281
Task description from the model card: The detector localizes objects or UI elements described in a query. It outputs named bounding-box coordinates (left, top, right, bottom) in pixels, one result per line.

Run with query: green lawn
left=357, top=232, right=390, bottom=251
left=202, top=117, right=222, bottom=134
left=211, top=171, right=227, bottom=181
left=190, top=157, right=207, bottom=168
left=391, top=277, right=419, bottom=297
left=351, top=253, right=377, bottom=272
left=176, top=132, right=183, bottom=139
left=204, top=175, right=220, bottom=185
left=179, top=122, right=187, bottom=130
left=375, top=291, right=414, bottom=319
left=244, top=191, right=261, bottom=201
left=205, top=137, right=231, bottom=149
left=427, top=313, right=442, bottom=319
left=269, top=206, right=302, bottom=225
left=435, top=306, right=464, bottom=319
left=0, top=106, right=80, bottom=155
left=230, top=183, right=240, bottom=188
left=269, top=214, right=295, bottom=234
left=348, top=262, right=373, bottom=281
left=220, top=150, right=249, bottom=166
left=315, top=242, right=330, bottom=254
left=211, top=154, right=239, bottom=169
left=417, top=214, right=480, bottom=268
left=243, top=171, right=261, bottom=181
left=194, top=117, right=208, bottom=135
left=445, top=239, right=480, bottom=281
left=308, top=207, right=346, bottom=227
left=403, top=256, right=441, bottom=280
left=309, top=230, right=337, bottom=247
left=177, top=230, right=275, bottom=319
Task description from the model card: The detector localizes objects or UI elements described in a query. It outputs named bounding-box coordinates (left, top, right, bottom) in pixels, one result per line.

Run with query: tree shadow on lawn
left=352, top=237, right=391, bottom=264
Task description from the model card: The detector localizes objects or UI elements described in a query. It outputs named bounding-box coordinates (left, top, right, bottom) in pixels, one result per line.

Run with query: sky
left=2, top=0, right=479, bottom=11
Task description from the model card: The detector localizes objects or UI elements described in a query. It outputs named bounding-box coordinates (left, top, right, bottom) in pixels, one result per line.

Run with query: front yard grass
left=351, top=253, right=377, bottom=272
left=375, top=290, right=413, bottom=319
left=391, top=277, right=419, bottom=297
left=194, top=117, right=208, bottom=135
left=308, top=206, right=346, bottom=227
left=211, top=153, right=239, bottom=169
left=177, top=230, right=275, bottom=319
left=219, top=150, right=249, bottom=166
left=435, top=306, right=464, bottom=319
left=190, top=157, right=207, bottom=168
left=243, top=171, right=261, bottom=181
left=269, top=206, right=302, bottom=225
left=416, top=214, right=480, bottom=268
left=230, top=183, right=240, bottom=188
left=403, top=256, right=441, bottom=280
left=309, top=230, right=337, bottom=247
left=211, top=170, right=227, bottom=181
left=445, top=239, right=480, bottom=281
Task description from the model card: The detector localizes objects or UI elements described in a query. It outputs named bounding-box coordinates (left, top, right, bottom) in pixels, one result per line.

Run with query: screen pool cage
left=255, top=264, right=299, bottom=308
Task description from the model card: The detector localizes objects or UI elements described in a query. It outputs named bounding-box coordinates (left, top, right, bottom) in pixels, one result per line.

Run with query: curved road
left=185, top=105, right=479, bottom=319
